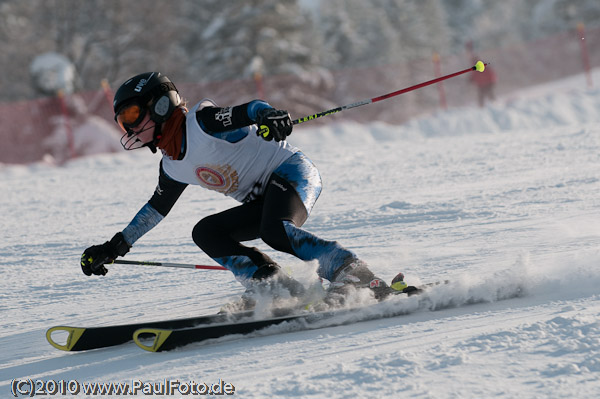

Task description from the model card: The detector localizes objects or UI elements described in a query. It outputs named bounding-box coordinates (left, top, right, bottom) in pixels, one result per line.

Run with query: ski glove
left=256, top=108, right=293, bottom=142
left=81, top=232, right=130, bottom=276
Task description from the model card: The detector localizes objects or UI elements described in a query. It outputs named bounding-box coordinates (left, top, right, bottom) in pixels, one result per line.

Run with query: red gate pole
left=101, top=79, right=114, bottom=107
left=254, top=71, right=265, bottom=99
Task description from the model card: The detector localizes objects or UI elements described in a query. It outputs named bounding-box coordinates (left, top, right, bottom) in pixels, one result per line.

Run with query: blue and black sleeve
left=121, top=164, right=188, bottom=246
left=196, top=100, right=272, bottom=134
left=148, top=162, right=189, bottom=216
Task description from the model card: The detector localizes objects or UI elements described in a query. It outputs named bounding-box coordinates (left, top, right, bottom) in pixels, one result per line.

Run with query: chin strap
left=144, top=124, right=163, bottom=153
left=145, top=142, right=158, bottom=153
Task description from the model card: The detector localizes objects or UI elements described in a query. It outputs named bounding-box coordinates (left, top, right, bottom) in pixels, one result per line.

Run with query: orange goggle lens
left=115, top=104, right=145, bottom=131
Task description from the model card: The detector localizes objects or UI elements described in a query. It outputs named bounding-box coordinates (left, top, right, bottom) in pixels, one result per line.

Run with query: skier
left=80, top=72, right=399, bottom=308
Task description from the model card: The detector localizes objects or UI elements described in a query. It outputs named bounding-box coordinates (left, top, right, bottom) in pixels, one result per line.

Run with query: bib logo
left=195, top=164, right=239, bottom=195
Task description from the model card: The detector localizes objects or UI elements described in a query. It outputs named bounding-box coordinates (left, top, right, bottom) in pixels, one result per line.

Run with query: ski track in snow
left=2, top=70, right=600, bottom=398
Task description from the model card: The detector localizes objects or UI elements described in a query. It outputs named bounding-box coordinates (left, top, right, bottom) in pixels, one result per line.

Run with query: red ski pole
left=112, top=259, right=228, bottom=270
left=293, top=61, right=488, bottom=125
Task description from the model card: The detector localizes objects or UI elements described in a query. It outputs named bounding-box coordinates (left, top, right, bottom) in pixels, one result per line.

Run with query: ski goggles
left=115, top=102, right=147, bottom=132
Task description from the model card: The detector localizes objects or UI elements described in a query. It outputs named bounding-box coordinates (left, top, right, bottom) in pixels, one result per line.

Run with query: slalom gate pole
left=292, top=61, right=488, bottom=125
left=112, top=259, right=228, bottom=271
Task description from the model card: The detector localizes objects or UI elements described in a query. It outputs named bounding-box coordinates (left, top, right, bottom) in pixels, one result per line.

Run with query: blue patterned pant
left=192, top=152, right=360, bottom=286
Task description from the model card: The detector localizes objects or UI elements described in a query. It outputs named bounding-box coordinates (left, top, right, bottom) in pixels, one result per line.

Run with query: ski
left=134, top=311, right=315, bottom=352
left=133, top=297, right=428, bottom=353
left=132, top=285, right=430, bottom=352
left=45, top=280, right=456, bottom=352
left=45, top=310, right=254, bottom=351
left=133, top=279, right=524, bottom=352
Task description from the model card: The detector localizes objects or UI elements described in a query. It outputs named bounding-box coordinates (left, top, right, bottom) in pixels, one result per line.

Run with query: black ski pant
left=192, top=174, right=308, bottom=271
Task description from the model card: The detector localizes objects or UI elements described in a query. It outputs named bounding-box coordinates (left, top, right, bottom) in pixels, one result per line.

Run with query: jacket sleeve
left=121, top=163, right=188, bottom=246
left=148, top=162, right=188, bottom=216
left=196, top=99, right=272, bottom=134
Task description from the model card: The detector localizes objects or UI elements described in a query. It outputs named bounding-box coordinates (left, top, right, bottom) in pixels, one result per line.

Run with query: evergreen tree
left=187, top=0, right=323, bottom=82
left=318, top=0, right=450, bottom=68
left=181, top=0, right=332, bottom=115
left=525, top=0, right=600, bottom=39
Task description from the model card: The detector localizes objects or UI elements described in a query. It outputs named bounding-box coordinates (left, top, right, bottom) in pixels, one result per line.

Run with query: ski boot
left=388, top=272, right=421, bottom=296
left=323, top=259, right=391, bottom=307
left=325, top=263, right=421, bottom=307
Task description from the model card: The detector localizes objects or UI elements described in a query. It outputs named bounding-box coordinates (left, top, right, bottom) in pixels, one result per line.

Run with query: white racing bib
left=162, top=100, right=298, bottom=202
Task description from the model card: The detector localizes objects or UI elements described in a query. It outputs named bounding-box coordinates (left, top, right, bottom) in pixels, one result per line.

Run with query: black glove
left=81, top=232, right=130, bottom=276
left=256, top=108, right=293, bottom=142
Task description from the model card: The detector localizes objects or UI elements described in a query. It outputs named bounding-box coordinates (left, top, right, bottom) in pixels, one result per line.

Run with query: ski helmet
left=113, top=72, right=182, bottom=151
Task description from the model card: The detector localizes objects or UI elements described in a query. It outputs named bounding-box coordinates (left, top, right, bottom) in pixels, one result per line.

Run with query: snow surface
left=2, top=70, right=600, bottom=398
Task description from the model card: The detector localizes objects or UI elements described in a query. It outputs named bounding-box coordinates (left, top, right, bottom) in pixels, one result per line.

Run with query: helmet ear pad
left=148, top=89, right=181, bottom=149
left=150, top=90, right=182, bottom=124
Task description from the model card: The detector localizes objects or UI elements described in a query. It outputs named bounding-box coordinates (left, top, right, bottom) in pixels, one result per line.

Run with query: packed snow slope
left=2, top=71, right=600, bottom=398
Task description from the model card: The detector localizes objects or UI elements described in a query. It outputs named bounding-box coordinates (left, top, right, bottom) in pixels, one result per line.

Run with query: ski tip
left=474, top=60, right=486, bottom=72
left=46, top=326, right=86, bottom=351
left=133, top=328, right=172, bottom=352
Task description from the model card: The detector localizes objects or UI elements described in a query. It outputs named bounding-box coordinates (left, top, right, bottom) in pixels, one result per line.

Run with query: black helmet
left=113, top=72, right=182, bottom=152
left=113, top=72, right=181, bottom=124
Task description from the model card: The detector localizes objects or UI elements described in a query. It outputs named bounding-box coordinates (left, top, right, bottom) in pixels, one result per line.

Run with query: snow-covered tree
left=178, top=0, right=333, bottom=116
left=317, top=0, right=450, bottom=67
left=182, top=0, right=323, bottom=82
left=315, top=0, right=451, bottom=120
left=525, top=0, right=600, bottom=39
left=2, top=0, right=600, bottom=104
left=442, top=0, right=600, bottom=53
left=0, top=0, right=189, bottom=98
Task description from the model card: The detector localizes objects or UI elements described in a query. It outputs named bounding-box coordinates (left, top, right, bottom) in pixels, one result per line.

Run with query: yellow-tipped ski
left=46, top=326, right=86, bottom=351
left=133, top=328, right=172, bottom=352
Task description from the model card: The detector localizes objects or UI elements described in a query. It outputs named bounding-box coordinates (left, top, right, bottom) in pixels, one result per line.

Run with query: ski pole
left=292, top=61, right=488, bottom=125
left=111, top=259, right=228, bottom=270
